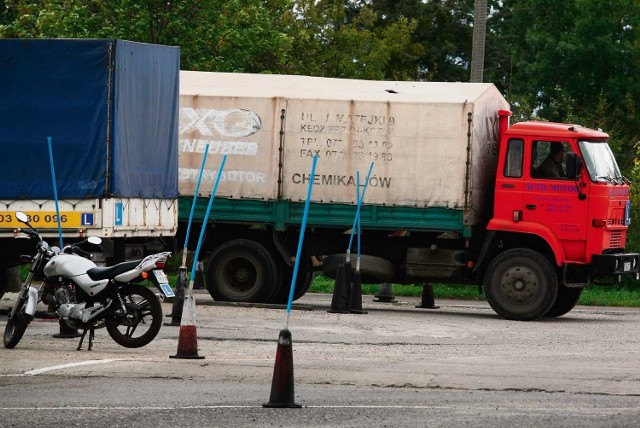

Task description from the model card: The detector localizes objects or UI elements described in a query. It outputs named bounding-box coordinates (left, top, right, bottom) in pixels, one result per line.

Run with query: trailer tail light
left=592, top=219, right=607, bottom=228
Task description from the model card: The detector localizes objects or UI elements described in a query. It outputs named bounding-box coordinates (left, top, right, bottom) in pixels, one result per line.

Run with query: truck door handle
left=526, top=204, right=536, bottom=210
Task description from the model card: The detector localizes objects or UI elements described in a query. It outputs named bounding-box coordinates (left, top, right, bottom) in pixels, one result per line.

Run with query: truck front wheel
left=484, top=248, right=558, bottom=321
left=206, top=239, right=279, bottom=303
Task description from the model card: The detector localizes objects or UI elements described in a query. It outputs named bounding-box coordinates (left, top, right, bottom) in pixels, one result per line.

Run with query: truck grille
left=609, top=231, right=623, bottom=248
left=607, top=217, right=626, bottom=226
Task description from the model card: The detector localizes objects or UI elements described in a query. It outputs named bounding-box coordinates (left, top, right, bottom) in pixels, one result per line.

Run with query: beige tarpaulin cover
left=179, top=71, right=509, bottom=225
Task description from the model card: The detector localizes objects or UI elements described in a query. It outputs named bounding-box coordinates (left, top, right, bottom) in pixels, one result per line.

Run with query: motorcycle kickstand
left=76, top=326, right=95, bottom=351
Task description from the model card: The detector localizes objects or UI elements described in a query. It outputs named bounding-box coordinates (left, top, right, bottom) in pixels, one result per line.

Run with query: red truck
left=177, top=72, right=638, bottom=320
left=484, top=111, right=638, bottom=319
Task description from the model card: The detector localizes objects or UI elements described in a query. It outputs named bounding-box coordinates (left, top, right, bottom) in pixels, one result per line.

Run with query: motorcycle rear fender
left=25, top=287, right=38, bottom=316
left=114, top=252, right=172, bottom=283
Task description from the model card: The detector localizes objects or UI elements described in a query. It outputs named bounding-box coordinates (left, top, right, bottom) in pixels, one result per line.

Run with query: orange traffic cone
left=263, top=328, right=301, bottom=408
left=170, top=291, right=205, bottom=359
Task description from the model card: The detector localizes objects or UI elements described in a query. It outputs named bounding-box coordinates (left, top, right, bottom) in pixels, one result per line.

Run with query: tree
left=285, top=0, right=419, bottom=79
left=485, top=0, right=640, bottom=173
left=0, top=0, right=296, bottom=72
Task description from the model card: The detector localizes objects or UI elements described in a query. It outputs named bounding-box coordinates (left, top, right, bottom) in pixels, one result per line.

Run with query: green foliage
left=0, top=0, right=296, bottom=72
left=489, top=0, right=640, bottom=166
left=285, top=1, right=420, bottom=79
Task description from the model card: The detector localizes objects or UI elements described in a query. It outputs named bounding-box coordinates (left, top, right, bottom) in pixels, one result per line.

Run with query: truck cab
left=484, top=111, right=639, bottom=320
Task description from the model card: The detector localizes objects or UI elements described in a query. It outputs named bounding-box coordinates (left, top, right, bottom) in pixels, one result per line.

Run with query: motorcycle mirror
left=87, top=236, right=102, bottom=245
left=15, top=211, right=29, bottom=223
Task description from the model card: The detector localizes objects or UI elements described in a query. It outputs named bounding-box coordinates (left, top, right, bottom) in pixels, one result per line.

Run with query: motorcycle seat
left=87, top=260, right=142, bottom=281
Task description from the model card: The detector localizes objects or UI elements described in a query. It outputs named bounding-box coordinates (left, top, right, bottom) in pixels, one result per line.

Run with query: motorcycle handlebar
left=21, top=228, right=39, bottom=241
left=63, top=245, right=92, bottom=260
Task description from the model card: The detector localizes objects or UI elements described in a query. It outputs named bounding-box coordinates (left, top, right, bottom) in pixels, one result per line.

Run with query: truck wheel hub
left=234, top=268, right=250, bottom=282
left=501, top=266, right=538, bottom=302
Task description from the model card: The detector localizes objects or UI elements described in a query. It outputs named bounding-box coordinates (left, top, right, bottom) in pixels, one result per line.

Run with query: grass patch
left=309, top=275, right=483, bottom=301
left=309, top=275, right=640, bottom=307
left=579, top=287, right=640, bottom=307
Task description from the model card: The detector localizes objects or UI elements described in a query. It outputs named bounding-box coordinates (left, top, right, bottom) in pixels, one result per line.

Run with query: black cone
left=348, top=271, right=367, bottom=314
left=165, top=266, right=187, bottom=326
left=263, top=328, right=302, bottom=408
left=329, top=264, right=349, bottom=313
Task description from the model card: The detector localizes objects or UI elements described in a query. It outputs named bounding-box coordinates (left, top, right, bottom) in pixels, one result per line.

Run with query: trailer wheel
left=322, top=254, right=394, bottom=283
left=270, top=256, right=315, bottom=304
left=544, top=286, right=582, bottom=318
left=206, top=239, right=279, bottom=303
left=485, top=248, right=558, bottom=321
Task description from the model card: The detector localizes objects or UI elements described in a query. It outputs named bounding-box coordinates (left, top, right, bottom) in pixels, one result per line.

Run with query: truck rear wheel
left=270, top=256, right=315, bottom=304
left=206, top=239, right=279, bottom=303
left=544, top=286, right=582, bottom=318
left=485, top=248, right=558, bottom=321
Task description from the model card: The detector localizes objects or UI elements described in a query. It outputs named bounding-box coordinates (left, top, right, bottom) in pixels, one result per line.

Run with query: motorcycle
left=4, top=211, right=174, bottom=351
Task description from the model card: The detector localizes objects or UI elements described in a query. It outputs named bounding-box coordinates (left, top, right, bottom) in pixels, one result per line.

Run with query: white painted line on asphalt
left=23, top=359, right=122, bottom=376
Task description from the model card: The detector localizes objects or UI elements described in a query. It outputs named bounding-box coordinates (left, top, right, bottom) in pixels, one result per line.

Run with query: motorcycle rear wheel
left=4, top=289, right=32, bottom=349
left=105, top=284, right=162, bottom=348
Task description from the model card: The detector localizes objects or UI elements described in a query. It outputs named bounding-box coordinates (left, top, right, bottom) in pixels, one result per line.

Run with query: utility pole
left=470, top=0, right=487, bottom=83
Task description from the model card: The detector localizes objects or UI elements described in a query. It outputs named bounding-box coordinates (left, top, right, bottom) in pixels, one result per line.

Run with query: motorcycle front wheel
left=4, top=288, right=33, bottom=349
left=105, top=283, right=162, bottom=348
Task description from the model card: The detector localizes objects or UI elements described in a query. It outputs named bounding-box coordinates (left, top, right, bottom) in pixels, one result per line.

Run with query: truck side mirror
left=565, top=152, right=581, bottom=179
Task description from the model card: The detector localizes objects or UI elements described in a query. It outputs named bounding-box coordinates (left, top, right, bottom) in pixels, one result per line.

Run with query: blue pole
left=188, top=155, right=227, bottom=291
left=347, top=162, right=374, bottom=253
left=47, top=137, right=64, bottom=248
left=356, top=172, right=361, bottom=263
left=182, top=144, right=210, bottom=266
left=286, top=155, right=318, bottom=327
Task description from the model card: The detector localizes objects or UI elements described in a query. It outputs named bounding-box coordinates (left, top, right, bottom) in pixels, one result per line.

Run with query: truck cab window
left=531, top=141, right=571, bottom=180
left=504, top=139, right=524, bottom=178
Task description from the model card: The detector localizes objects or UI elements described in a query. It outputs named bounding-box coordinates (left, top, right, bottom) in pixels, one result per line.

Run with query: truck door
left=494, top=138, right=525, bottom=223
left=524, top=140, right=588, bottom=257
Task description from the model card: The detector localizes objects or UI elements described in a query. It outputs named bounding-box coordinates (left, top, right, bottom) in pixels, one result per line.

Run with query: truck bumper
left=591, top=253, right=640, bottom=280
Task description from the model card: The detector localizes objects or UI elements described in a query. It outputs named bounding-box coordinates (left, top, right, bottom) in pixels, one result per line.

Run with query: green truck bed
left=180, top=196, right=470, bottom=236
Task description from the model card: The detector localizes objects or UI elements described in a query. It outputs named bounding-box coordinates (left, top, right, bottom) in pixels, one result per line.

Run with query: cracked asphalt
left=1, top=291, right=639, bottom=427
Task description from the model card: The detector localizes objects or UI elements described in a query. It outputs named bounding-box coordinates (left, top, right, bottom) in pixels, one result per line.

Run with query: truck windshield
left=578, top=140, right=625, bottom=184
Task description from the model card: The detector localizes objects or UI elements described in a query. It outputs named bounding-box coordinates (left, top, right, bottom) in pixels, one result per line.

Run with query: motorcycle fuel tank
left=44, top=254, right=108, bottom=295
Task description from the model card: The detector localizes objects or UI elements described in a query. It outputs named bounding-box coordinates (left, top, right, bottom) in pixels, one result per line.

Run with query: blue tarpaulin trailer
left=0, top=38, right=179, bottom=199
left=0, top=39, right=180, bottom=295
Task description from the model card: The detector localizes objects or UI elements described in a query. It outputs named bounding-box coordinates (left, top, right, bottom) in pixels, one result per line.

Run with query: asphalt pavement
left=1, top=290, right=640, bottom=427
